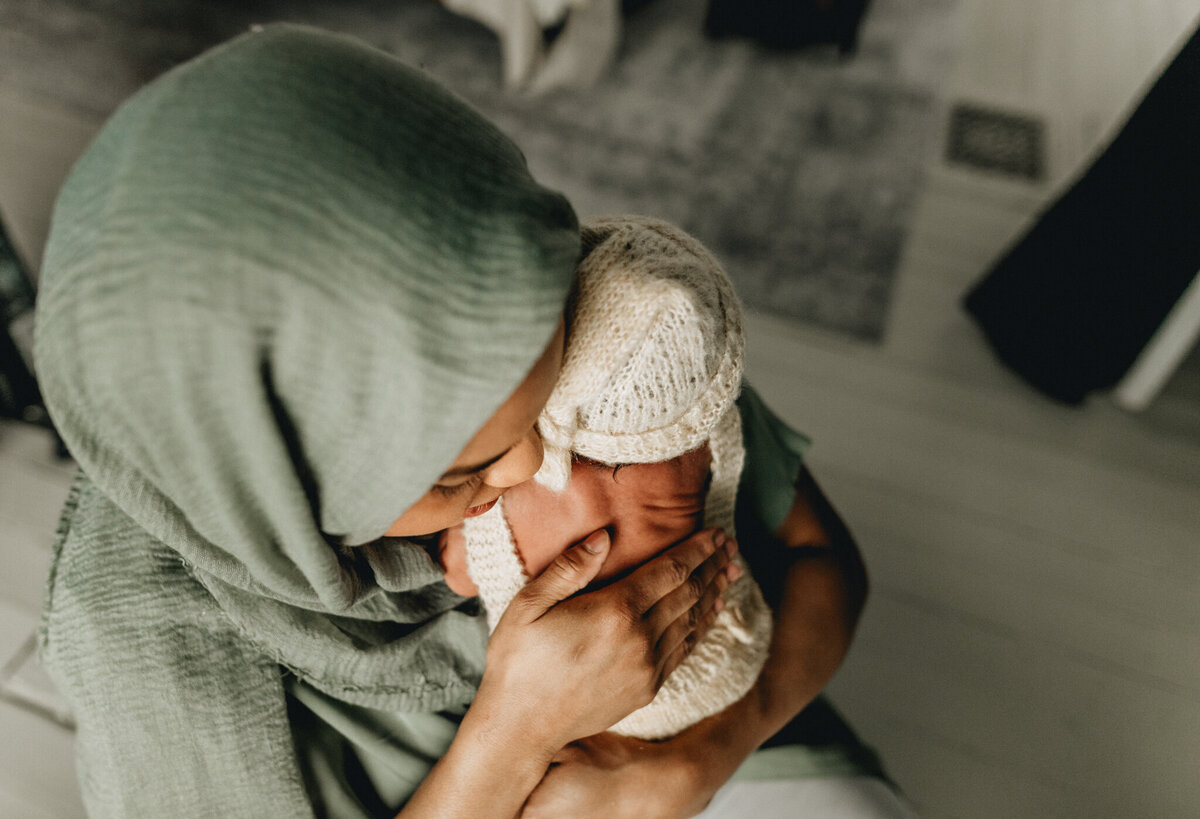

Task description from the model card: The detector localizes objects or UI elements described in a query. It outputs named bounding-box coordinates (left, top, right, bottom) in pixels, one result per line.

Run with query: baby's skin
left=438, top=445, right=718, bottom=597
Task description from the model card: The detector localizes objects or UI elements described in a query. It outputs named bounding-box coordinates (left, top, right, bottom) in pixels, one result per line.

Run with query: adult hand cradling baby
left=481, top=527, right=737, bottom=749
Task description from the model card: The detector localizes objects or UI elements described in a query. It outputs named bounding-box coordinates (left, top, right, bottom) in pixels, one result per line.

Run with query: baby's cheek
left=600, top=510, right=704, bottom=582
left=502, top=476, right=607, bottom=580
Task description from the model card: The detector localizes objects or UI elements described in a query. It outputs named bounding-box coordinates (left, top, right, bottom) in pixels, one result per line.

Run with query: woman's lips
left=463, top=497, right=499, bottom=517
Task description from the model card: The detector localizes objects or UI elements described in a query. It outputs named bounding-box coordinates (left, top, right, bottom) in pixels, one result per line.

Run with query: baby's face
left=503, top=445, right=712, bottom=585
left=437, top=446, right=711, bottom=596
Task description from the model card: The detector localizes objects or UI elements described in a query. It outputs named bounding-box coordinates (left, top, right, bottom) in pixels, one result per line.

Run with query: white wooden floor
left=2, top=1, right=1199, bottom=817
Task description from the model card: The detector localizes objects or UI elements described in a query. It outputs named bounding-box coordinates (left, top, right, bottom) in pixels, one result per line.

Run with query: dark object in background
left=703, top=0, right=873, bottom=54
left=963, top=23, right=1200, bottom=405
left=0, top=216, right=46, bottom=424
left=945, top=102, right=1045, bottom=182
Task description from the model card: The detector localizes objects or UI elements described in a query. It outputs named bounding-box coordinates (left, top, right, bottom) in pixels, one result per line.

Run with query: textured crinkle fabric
left=535, top=215, right=745, bottom=490
left=34, top=24, right=576, bottom=817
left=463, top=216, right=773, bottom=739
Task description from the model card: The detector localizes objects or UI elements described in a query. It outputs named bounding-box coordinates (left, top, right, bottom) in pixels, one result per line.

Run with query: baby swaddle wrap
left=463, top=216, right=773, bottom=740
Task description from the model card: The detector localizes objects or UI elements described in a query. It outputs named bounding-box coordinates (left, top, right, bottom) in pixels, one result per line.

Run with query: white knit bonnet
left=463, top=215, right=772, bottom=739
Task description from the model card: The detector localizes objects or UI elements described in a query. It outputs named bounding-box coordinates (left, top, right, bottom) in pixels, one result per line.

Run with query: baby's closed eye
left=577, top=446, right=712, bottom=500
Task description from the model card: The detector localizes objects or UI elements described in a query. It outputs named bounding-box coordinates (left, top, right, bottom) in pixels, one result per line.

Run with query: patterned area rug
left=0, top=0, right=964, bottom=341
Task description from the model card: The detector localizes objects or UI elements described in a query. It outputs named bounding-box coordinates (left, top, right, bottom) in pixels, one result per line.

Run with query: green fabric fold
left=36, top=24, right=579, bottom=614
left=36, top=24, right=575, bottom=814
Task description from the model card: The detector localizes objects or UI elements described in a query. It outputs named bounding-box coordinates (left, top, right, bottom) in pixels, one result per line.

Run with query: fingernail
left=582, top=529, right=610, bottom=554
left=727, top=562, right=742, bottom=581
left=713, top=530, right=727, bottom=549
left=725, top=538, right=737, bottom=558
left=714, top=597, right=726, bottom=613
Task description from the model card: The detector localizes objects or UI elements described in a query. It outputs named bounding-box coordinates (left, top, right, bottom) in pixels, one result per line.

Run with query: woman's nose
left=481, top=427, right=544, bottom=489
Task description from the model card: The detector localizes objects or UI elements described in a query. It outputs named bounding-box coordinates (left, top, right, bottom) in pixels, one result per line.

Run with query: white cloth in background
left=441, top=0, right=621, bottom=92
left=698, top=776, right=919, bottom=818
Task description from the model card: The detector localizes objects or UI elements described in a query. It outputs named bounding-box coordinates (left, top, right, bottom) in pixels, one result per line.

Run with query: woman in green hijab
left=34, top=24, right=739, bottom=817
left=33, top=24, right=890, bottom=819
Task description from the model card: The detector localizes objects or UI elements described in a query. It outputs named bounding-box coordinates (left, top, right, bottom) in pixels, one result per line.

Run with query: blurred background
left=2, top=1, right=1199, bottom=817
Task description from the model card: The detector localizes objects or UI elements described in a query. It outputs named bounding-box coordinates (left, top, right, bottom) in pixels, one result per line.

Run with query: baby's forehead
left=575, top=443, right=712, bottom=488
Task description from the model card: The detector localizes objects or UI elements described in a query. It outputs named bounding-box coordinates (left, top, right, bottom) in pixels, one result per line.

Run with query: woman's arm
left=667, top=464, right=868, bottom=788
left=399, top=526, right=737, bottom=818
left=518, top=465, right=867, bottom=818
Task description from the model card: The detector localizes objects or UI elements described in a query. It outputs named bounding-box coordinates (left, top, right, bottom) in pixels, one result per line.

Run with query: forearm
left=399, top=690, right=558, bottom=818
left=675, top=547, right=865, bottom=780
left=752, top=546, right=863, bottom=734
left=674, top=469, right=869, bottom=778
left=753, top=464, right=867, bottom=730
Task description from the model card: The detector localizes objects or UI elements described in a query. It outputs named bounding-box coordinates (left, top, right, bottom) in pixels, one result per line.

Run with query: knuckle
left=664, top=556, right=692, bottom=587
left=634, top=625, right=657, bottom=660
left=596, top=607, right=625, bottom=639
left=555, top=547, right=587, bottom=575
left=598, top=602, right=639, bottom=641
left=614, top=593, right=642, bottom=626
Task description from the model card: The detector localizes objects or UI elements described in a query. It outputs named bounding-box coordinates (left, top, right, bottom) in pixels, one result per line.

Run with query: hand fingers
left=644, top=536, right=738, bottom=636
left=620, top=528, right=730, bottom=616
left=652, top=554, right=741, bottom=665
left=508, top=529, right=611, bottom=623
left=656, top=596, right=725, bottom=683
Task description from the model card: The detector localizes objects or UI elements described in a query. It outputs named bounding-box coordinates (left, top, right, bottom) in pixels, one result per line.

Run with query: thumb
left=510, top=529, right=611, bottom=621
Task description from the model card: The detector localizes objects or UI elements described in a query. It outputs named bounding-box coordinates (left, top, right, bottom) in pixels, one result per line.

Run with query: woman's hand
left=475, top=526, right=738, bottom=753
left=402, top=527, right=735, bottom=819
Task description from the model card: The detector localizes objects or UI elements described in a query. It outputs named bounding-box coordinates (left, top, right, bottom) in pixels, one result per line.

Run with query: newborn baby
left=444, top=215, right=772, bottom=740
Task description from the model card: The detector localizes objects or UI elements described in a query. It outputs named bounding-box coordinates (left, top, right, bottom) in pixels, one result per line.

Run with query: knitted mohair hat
left=463, top=215, right=772, bottom=739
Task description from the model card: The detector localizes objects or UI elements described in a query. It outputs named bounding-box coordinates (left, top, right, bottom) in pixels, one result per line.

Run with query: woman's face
left=384, top=320, right=566, bottom=537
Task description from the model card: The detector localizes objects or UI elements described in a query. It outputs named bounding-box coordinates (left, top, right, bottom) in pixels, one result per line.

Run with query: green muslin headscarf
left=35, top=25, right=577, bottom=816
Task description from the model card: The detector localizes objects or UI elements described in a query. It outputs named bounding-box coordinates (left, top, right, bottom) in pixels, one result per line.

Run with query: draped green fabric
left=35, top=25, right=576, bottom=816
left=34, top=24, right=878, bottom=819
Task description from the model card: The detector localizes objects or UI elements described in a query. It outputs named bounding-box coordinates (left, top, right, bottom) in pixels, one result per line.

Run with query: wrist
left=460, top=683, right=563, bottom=770
left=670, top=691, right=767, bottom=787
left=401, top=693, right=557, bottom=819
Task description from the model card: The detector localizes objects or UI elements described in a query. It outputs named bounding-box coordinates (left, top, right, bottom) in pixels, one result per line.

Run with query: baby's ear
left=438, top=525, right=480, bottom=597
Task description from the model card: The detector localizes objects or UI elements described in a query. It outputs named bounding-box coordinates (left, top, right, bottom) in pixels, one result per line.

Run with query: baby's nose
left=482, top=427, right=544, bottom=489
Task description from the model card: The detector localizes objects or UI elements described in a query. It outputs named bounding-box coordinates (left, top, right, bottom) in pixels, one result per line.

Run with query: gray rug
left=0, top=0, right=964, bottom=341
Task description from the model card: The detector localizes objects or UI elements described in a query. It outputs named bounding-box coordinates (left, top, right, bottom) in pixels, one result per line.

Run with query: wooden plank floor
left=2, top=1, right=1199, bottom=816
left=744, top=2, right=1200, bottom=815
